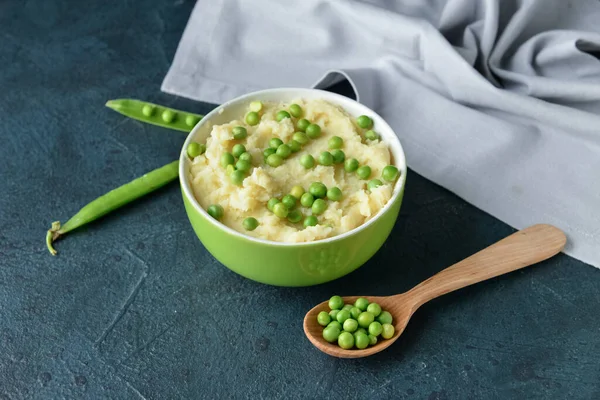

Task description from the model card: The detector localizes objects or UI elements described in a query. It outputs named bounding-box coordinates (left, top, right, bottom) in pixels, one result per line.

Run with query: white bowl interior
left=179, top=88, right=407, bottom=246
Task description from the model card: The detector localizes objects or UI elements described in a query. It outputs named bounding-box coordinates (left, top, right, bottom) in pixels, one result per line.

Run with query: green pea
left=368, top=334, right=378, bottom=346
left=220, top=152, right=235, bottom=168
left=186, top=114, right=199, bottom=127
left=263, top=148, right=276, bottom=159
left=309, top=182, right=327, bottom=198
left=269, top=138, right=284, bottom=149
left=344, top=158, right=359, bottom=172
left=368, top=179, right=383, bottom=191
left=300, top=192, right=314, bottom=207
left=329, top=295, right=344, bottom=310
left=328, top=136, right=343, bottom=149
left=238, top=152, right=252, bottom=163
left=232, top=126, right=248, bottom=140
left=356, top=165, right=372, bottom=180
left=336, top=310, right=351, bottom=324
left=290, top=185, right=304, bottom=199
left=382, top=165, right=399, bottom=182
left=356, top=328, right=367, bottom=335
left=293, top=132, right=309, bottom=145
left=232, top=144, right=246, bottom=158
left=329, top=309, right=340, bottom=319
left=365, top=130, right=379, bottom=141
left=354, top=297, right=369, bottom=311
left=288, top=140, right=302, bottom=153
left=354, top=331, right=369, bottom=349
left=338, top=332, right=354, bottom=349
left=186, top=142, right=205, bottom=158
left=296, top=118, right=310, bottom=132
left=343, top=318, right=358, bottom=333
left=342, top=304, right=354, bottom=312
left=246, top=111, right=260, bottom=126
left=249, top=101, right=263, bottom=113
left=267, top=198, right=280, bottom=211
left=368, top=321, right=383, bottom=336
left=381, top=323, right=395, bottom=339
left=311, top=199, right=327, bottom=215
left=207, top=204, right=224, bottom=220
left=226, top=164, right=235, bottom=175
left=323, top=326, right=341, bottom=343
left=350, top=307, right=361, bottom=320
left=377, top=311, right=393, bottom=325
left=243, top=217, right=259, bottom=231
left=287, top=210, right=303, bottom=223
left=331, top=149, right=345, bottom=164
left=230, top=170, right=245, bottom=186
left=266, top=154, right=284, bottom=167
left=358, top=311, right=375, bottom=328
left=367, top=303, right=382, bottom=317
left=303, top=215, right=318, bottom=227
left=327, top=320, right=342, bottom=330
left=281, top=194, right=297, bottom=210
left=162, top=109, right=175, bottom=123
left=276, top=110, right=291, bottom=122
left=272, top=203, right=288, bottom=218
left=318, top=151, right=334, bottom=166
left=289, top=104, right=303, bottom=118
left=356, top=115, right=373, bottom=129
left=317, top=311, right=331, bottom=326
left=300, top=154, right=315, bottom=169
left=235, top=159, right=252, bottom=173
left=276, top=144, right=292, bottom=158
left=142, top=104, right=154, bottom=116
left=326, top=187, right=342, bottom=201
left=306, top=124, right=321, bottom=139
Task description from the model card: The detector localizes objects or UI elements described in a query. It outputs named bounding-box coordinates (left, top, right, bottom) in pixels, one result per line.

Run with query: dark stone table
left=2, top=1, right=599, bottom=398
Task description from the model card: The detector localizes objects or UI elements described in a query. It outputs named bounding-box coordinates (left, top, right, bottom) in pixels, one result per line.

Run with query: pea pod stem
left=46, top=160, right=180, bottom=255
left=105, top=99, right=204, bottom=132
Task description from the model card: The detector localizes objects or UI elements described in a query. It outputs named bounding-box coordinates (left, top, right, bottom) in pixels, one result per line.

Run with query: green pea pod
left=105, top=99, right=204, bottom=132
left=46, top=160, right=180, bottom=255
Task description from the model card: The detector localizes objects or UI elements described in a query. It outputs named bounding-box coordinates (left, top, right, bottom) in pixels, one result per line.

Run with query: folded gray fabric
left=162, top=0, right=600, bottom=268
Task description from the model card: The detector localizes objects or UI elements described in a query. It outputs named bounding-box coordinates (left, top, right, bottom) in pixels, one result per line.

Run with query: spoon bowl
left=304, top=294, right=413, bottom=358
left=304, top=224, right=567, bottom=358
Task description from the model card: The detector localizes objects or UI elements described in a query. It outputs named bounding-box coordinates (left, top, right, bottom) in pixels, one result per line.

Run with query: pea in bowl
left=179, top=88, right=407, bottom=287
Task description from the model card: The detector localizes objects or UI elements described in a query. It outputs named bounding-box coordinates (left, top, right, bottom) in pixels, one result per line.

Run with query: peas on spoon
left=303, top=224, right=566, bottom=358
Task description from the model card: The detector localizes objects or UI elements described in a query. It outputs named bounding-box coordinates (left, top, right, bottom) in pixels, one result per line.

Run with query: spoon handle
left=406, top=224, right=566, bottom=308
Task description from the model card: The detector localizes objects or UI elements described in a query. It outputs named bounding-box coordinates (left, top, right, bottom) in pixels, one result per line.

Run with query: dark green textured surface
left=1, top=1, right=599, bottom=399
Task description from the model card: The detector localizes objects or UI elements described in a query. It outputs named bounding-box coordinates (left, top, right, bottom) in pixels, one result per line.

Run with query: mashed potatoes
left=188, top=99, right=398, bottom=242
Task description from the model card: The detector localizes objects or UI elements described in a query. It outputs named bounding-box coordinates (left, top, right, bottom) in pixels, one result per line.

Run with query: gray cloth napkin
left=162, top=0, right=600, bottom=268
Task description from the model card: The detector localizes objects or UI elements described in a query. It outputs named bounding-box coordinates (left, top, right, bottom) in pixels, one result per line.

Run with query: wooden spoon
left=303, top=224, right=566, bottom=358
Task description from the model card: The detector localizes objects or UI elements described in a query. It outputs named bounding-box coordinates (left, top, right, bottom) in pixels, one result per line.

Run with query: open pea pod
left=105, top=99, right=204, bottom=132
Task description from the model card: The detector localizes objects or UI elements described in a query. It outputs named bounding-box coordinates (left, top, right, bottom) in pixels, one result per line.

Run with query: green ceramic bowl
left=179, top=88, right=407, bottom=287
